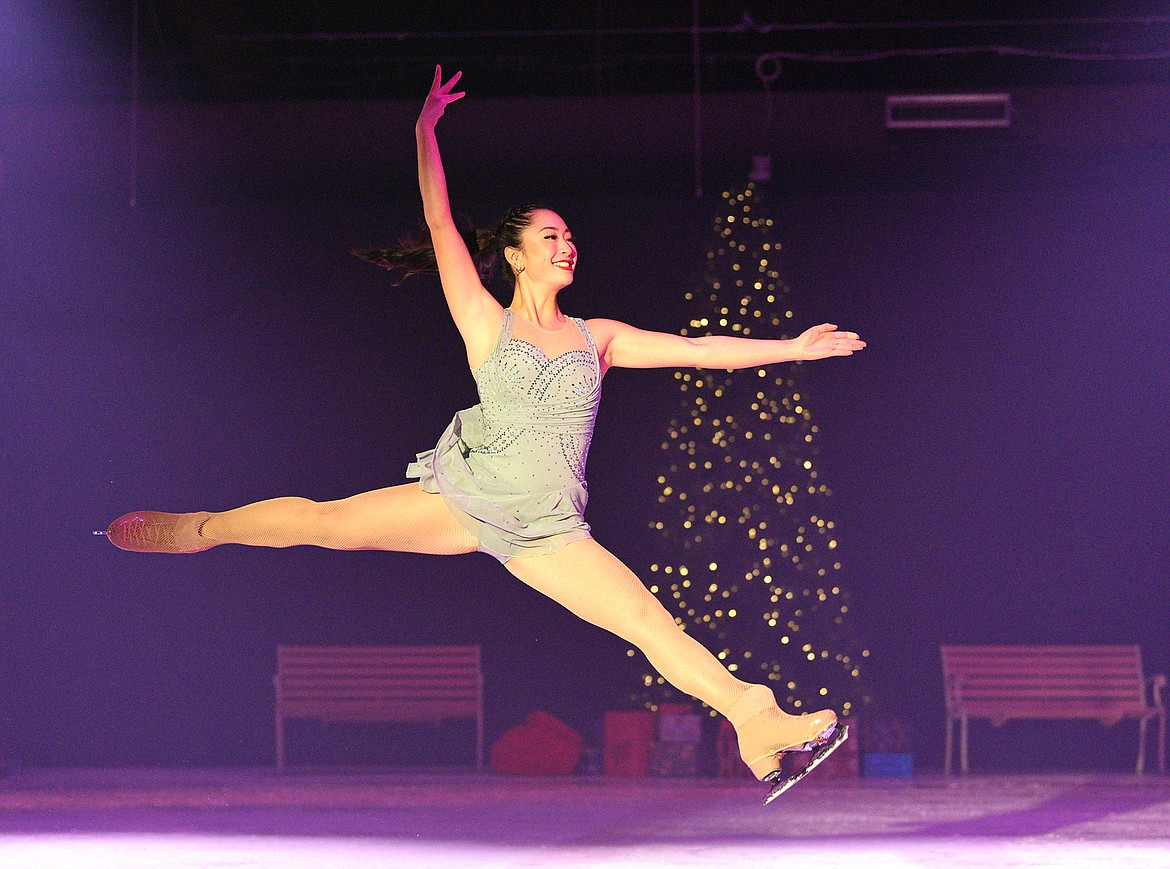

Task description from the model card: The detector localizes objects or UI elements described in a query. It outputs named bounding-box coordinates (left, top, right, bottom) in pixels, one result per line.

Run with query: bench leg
left=960, top=715, right=969, bottom=775
left=1160, top=710, right=1166, bottom=774
left=1137, top=718, right=1147, bottom=774
left=944, top=715, right=954, bottom=776
left=276, top=712, right=285, bottom=771
left=477, top=711, right=484, bottom=774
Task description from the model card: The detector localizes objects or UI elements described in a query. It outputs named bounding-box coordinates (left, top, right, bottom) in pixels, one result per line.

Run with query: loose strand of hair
left=354, top=205, right=544, bottom=287
left=352, top=221, right=498, bottom=286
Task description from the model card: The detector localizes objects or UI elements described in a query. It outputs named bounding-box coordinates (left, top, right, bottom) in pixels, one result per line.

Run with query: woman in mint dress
left=107, top=67, right=866, bottom=801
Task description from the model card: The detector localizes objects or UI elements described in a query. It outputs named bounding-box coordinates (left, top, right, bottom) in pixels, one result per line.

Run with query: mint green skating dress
left=407, top=310, right=602, bottom=562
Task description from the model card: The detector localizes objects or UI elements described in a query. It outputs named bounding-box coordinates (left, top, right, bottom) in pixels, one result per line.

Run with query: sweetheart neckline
left=471, top=338, right=595, bottom=377
left=472, top=314, right=598, bottom=376
left=506, top=337, right=592, bottom=363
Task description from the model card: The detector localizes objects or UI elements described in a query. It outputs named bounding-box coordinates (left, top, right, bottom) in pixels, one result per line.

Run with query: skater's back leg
left=109, top=483, right=478, bottom=555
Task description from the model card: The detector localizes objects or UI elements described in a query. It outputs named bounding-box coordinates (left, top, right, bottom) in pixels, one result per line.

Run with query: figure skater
left=106, top=67, right=865, bottom=803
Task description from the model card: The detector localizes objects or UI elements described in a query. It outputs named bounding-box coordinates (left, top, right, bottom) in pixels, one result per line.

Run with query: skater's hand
left=792, top=324, right=866, bottom=360
left=417, top=65, right=465, bottom=131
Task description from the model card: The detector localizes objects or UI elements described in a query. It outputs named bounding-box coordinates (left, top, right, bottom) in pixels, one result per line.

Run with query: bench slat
left=947, top=666, right=1142, bottom=677
left=275, top=645, right=483, bottom=771
left=958, top=691, right=1144, bottom=701
left=960, top=702, right=1149, bottom=717
left=280, top=701, right=481, bottom=718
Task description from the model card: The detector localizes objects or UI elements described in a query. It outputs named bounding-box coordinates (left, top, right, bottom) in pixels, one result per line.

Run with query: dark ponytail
left=353, top=204, right=545, bottom=286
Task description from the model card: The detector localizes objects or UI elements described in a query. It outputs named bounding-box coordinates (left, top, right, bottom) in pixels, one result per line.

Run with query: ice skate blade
left=762, top=723, right=849, bottom=806
left=796, top=720, right=839, bottom=752
left=761, top=720, right=839, bottom=785
left=769, top=719, right=839, bottom=757
left=744, top=716, right=839, bottom=780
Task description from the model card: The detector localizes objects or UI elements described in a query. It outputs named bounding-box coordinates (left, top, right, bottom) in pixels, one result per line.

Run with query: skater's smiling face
left=505, top=208, right=576, bottom=288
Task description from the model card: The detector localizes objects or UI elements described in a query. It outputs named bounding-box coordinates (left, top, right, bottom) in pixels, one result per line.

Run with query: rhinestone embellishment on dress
left=473, top=312, right=601, bottom=483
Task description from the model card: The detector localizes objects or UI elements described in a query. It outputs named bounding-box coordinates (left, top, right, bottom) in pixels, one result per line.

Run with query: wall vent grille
left=885, top=94, right=1012, bottom=129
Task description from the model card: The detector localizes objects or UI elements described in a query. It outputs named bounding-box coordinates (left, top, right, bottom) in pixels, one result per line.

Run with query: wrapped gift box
left=604, top=711, right=656, bottom=776
left=650, top=740, right=698, bottom=777
left=863, top=752, right=913, bottom=778
left=658, top=712, right=703, bottom=744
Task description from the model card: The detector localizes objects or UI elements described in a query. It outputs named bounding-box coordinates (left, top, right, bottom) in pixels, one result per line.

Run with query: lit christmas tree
left=632, top=181, right=870, bottom=722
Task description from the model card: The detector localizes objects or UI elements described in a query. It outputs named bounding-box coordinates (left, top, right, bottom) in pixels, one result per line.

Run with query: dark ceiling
left=8, top=2, right=1170, bottom=102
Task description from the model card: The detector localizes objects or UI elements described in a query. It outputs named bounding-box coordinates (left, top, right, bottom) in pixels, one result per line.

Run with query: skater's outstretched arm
left=416, top=66, right=504, bottom=366
left=586, top=318, right=866, bottom=373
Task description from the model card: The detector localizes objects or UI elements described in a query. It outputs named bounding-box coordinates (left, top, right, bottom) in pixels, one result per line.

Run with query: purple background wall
left=2, top=87, right=1169, bottom=772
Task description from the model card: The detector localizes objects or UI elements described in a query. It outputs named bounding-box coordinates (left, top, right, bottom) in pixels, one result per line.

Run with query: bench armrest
left=1149, top=673, right=1167, bottom=708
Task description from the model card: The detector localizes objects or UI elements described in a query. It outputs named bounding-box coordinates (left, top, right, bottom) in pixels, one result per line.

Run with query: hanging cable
left=220, top=14, right=1170, bottom=44
left=755, top=44, right=1170, bottom=71
left=692, top=0, right=702, bottom=198
left=147, top=0, right=184, bottom=102
left=129, top=0, right=139, bottom=208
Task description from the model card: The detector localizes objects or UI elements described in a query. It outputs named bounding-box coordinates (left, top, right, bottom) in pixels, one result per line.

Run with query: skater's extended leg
left=505, top=538, right=836, bottom=779
left=108, top=484, right=477, bottom=555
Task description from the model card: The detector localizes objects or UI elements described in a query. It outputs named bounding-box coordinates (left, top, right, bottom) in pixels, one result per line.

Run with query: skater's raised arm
left=416, top=66, right=503, bottom=364
left=587, top=319, right=865, bottom=373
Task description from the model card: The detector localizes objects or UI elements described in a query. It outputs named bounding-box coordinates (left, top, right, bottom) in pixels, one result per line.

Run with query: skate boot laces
left=106, top=511, right=212, bottom=554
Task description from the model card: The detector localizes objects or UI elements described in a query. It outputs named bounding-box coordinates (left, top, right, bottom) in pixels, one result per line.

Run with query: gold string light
left=631, top=182, right=870, bottom=720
